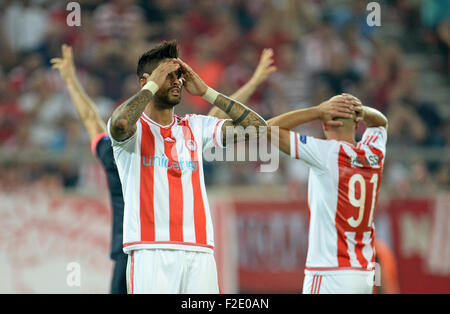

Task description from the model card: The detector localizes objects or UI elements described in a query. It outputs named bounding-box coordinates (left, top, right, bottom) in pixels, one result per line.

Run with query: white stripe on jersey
left=345, top=232, right=362, bottom=268
left=121, top=121, right=142, bottom=244
left=153, top=129, right=170, bottom=242
left=361, top=231, right=375, bottom=269
left=181, top=161, right=196, bottom=244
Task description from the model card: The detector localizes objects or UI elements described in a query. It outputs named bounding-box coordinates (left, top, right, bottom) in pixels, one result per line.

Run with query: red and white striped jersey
left=107, top=113, right=228, bottom=254
left=290, top=127, right=387, bottom=273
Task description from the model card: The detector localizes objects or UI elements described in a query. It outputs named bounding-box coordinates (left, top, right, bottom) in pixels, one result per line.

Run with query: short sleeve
left=107, top=118, right=139, bottom=150
left=359, top=126, right=387, bottom=156
left=189, top=115, right=230, bottom=150
left=290, top=131, right=332, bottom=170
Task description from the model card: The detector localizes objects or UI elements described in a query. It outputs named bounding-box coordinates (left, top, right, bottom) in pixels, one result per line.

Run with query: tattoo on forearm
left=234, top=109, right=250, bottom=124
left=214, top=94, right=266, bottom=128
left=111, top=89, right=153, bottom=140
left=225, top=100, right=235, bottom=114
left=214, top=94, right=267, bottom=145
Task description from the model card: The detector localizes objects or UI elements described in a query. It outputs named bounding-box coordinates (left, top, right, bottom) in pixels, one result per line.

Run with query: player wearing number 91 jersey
left=268, top=94, right=388, bottom=294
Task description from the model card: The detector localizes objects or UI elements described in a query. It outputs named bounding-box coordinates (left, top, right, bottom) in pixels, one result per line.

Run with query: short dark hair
left=136, top=40, right=179, bottom=78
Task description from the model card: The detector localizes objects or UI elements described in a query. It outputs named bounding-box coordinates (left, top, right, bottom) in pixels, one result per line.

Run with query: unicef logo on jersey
left=142, top=154, right=198, bottom=172
left=185, top=139, right=197, bottom=152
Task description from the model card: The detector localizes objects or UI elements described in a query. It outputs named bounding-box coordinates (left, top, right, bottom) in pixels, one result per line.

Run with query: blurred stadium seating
left=0, top=0, right=448, bottom=293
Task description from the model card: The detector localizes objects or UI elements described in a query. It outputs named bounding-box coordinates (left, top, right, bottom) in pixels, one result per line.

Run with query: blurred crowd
left=0, top=0, right=449, bottom=197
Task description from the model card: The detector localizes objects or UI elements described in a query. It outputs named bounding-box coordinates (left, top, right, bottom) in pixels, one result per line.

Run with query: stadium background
left=0, top=0, right=449, bottom=293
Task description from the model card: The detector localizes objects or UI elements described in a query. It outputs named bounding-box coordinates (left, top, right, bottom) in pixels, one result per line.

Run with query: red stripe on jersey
left=336, top=146, right=352, bottom=267
left=370, top=136, right=378, bottom=145
left=140, top=119, right=156, bottom=241
left=181, top=121, right=207, bottom=244
left=336, top=231, right=351, bottom=267
left=313, top=276, right=318, bottom=294
left=354, top=232, right=368, bottom=268
left=160, top=127, right=184, bottom=242
left=371, top=231, right=376, bottom=266
left=310, top=276, right=316, bottom=294
left=316, top=276, right=322, bottom=294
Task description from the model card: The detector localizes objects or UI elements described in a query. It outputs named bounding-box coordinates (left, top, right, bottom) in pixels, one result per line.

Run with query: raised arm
left=51, top=44, right=105, bottom=142
left=358, top=106, right=388, bottom=129
left=338, top=93, right=388, bottom=129
left=268, top=94, right=359, bottom=129
left=175, top=58, right=267, bottom=145
left=208, top=48, right=276, bottom=118
left=109, top=60, right=180, bottom=142
left=267, top=94, right=361, bottom=155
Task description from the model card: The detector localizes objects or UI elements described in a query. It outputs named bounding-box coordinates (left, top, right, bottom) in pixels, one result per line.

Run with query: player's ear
left=139, top=78, right=146, bottom=88
left=139, top=73, right=150, bottom=88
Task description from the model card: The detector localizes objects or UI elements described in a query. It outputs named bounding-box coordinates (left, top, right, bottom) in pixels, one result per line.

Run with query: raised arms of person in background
left=51, top=44, right=106, bottom=142
left=174, top=58, right=268, bottom=146
left=267, top=94, right=366, bottom=155
left=108, top=60, right=180, bottom=142
left=207, top=48, right=276, bottom=119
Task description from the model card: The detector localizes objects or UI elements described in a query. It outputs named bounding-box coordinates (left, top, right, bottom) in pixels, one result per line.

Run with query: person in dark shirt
left=92, top=134, right=127, bottom=291
left=51, top=44, right=127, bottom=293
left=51, top=44, right=277, bottom=293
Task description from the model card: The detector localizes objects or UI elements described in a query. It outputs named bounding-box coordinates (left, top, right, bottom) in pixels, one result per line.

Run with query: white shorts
left=126, top=249, right=219, bottom=294
left=303, top=271, right=375, bottom=294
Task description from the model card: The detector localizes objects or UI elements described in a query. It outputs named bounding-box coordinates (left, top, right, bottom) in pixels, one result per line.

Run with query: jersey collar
left=141, top=112, right=176, bottom=129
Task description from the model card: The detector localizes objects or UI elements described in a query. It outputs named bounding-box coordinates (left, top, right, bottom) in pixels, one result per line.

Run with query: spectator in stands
left=316, top=50, right=362, bottom=96
left=2, top=0, right=49, bottom=54
left=0, top=77, right=24, bottom=148
left=436, top=19, right=450, bottom=76
left=300, top=14, right=346, bottom=75
left=269, top=42, right=310, bottom=112
left=92, top=0, right=144, bottom=41
left=0, top=0, right=448, bottom=196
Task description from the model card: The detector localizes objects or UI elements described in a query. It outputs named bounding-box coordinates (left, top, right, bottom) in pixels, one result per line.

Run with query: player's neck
left=144, top=104, right=174, bottom=127
left=327, top=131, right=357, bottom=146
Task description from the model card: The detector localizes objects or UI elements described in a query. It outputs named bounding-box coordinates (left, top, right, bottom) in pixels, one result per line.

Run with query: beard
left=154, top=88, right=181, bottom=109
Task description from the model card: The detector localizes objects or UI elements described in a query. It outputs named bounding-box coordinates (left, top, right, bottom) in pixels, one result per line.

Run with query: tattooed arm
left=213, top=94, right=267, bottom=144
left=110, top=89, right=152, bottom=142
left=175, top=58, right=267, bottom=146
left=109, top=60, right=180, bottom=142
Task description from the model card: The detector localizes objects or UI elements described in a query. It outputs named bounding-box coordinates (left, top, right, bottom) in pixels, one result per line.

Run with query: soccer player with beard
left=108, top=40, right=279, bottom=294
left=52, top=42, right=278, bottom=294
